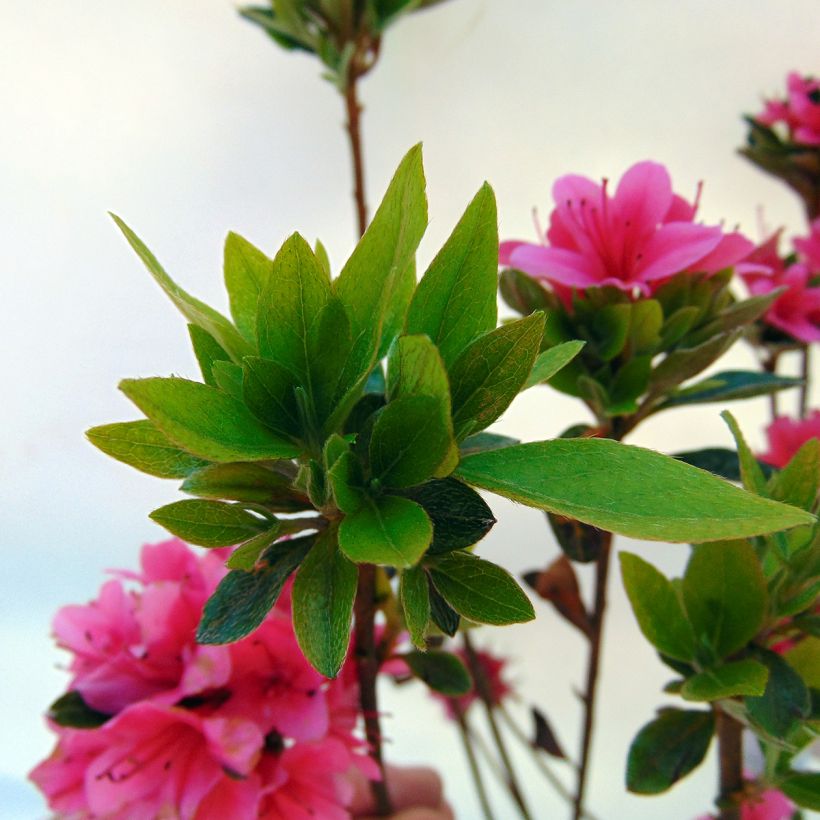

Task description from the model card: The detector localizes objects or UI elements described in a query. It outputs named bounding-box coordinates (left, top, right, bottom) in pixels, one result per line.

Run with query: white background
left=2, top=1, right=819, bottom=818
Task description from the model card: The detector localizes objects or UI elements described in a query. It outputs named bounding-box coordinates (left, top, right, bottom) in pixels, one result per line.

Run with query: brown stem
left=344, top=75, right=368, bottom=238
left=572, top=531, right=614, bottom=820
left=715, top=708, right=743, bottom=820
left=799, top=344, right=811, bottom=419
left=354, top=564, right=393, bottom=816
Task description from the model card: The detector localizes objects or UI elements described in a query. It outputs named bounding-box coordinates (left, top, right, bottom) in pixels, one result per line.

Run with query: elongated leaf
left=224, top=231, right=273, bottom=342
left=403, top=650, right=472, bottom=696
left=181, top=463, right=308, bottom=510
left=428, top=552, right=535, bottom=625
left=620, top=553, right=696, bottom=661
left=86, top=420, right=207, bottom=479
left=722, top=411, right=768, bottom=494
left=650, top=331, right=740, bottom=395
left=211, top=361, right=244, bottom=401
left=111, top=215, right=252, bottom=360
left=400, top=566, right=431, bottom=649
left=456, top=439, right=814, bottom=543
left=449, top=312, right=545, bottom=438
left=242, top=356, right=301, bottom=439
left=338, top=495, right=432, bottom=567
left=226, top=528, right=282, bottom=570
left=680, top=660, right=769, bottom=701
left=682, top=540, right=767, bottom=658
left=405, top=183, right=498, bottom=367
left=197, top=535, right=314, bottom=643
left=524, top=341, right=585, bottom=389
left=149, top=499, right=269, bottom=547
left=663, top=370, right=802, bottom=408
left=292, top=530, right=358, bottom=677
left=120, top=377, right=299, bottom=462
left=428, top=580, right=460, bottom=636
left=626, top=709, right=714, bottom=794
left=780, top=773, right=820, bottom=811
left=188, top=324, right=230, bottom=387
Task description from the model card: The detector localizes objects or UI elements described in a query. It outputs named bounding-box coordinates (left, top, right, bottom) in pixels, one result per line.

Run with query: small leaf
left=499, top=268, right=555, bottom=315
left=403, top=650, right=472, bottom=695
left=531, top=707, right=567, bottom=759
left=405, top=183, right=498, bottom=367
left=428, top=552, right=535, bottom=625
left=620, top=553, right=696, bottom=661
left=292, top=529, right=358, bottom=678
left=197, top=535, right=313, bottom=643
left=779, top=772, right=820, bottom=811
left=456, top=439, right=814, bottom=543
left=188, top=324, right=231, bottom=387
left=338, top=495, right=432, bottom=567
left=224, top=231, right=273, bottom=342
left=149, top=500, right=269, bottom=547
left=181, top=463, right=308, bottom=510
left=746, top=650, right=811, bottom=736
left=546, top=514, right=607, bottom=563
left=650, top=331, right=740, bottom=395
left=120, top=377, right=299, bottom=462
left=86, top=420, right=207, bottom=479
left=48, top=691, right=110, bottom=729
left=523, top=555, right=592, bottom=638
left=626, top=709, right=714, bottom=794
left=524, top=341, right=586, bottom=389
left=663, top=370, right=802, bottom=408
left=592, top=303, right=631, bottom=361
left=680, top=659, right=769, bottom=701
left=400, top=566, right=431, bottom=649
left=226, top=528, right=282, bottom=570
left=428, top=580, right=460, bottom=636
left=768, top=438, right=820, bottom=511
left=327, top=451, right=366, bottom=514
left=721, top=411, right=770, bottom=496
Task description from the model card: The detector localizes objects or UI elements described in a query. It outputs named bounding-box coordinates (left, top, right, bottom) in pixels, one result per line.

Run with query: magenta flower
left=500, top=161, right=752, bottom=295
left=29, top=539, right=373, bottom=819
left=760, top=410, right=820, bottom=468
left=793, top=216, right=820, bottom=269
left=757, top=72, right=820, bottom=146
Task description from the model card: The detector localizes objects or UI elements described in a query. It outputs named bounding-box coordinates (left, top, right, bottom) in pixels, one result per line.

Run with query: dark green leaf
left=224, top=231, right=272, bottom=342
left=620, top=552, right=696, bottom=661
left=663, top=370, right=802, bottom=408
left=429, top=579, right=460, bottom=636
left=338, top=495, right=432, bottom=567
left=48, top=691, right=111, bottom=729
left=459, top=432, right=519, bottom=456
left=524, top=341, right=585, bottom=390
left=328, top=451, right=366, bottom=514
left=86, top=420, right=207, bottom=479
left=592, top=303, right=631, bottom=361
left=428, top=552, right=535, bottom=625
left=779, top=772, right=820, bottom=810
left=292, top=529, right=358, bottom=678
left=181, top=463, right=308, bottom=510
left=499, top=268, right=555, bottom=315
left=403, top=650, right=472, bottom=696
left=405, top=183, right=498, bottom=367
left=746, top=650, right=811, bottom=736
left=547, top=514, right=606, bottom=563
left=456, top=439, right=814, bottom=543
left=149, top=499, right=269, bottom=547
left=450, top=312, right=545, bottom=439
left=197, top=535, right=313, bottom=643
left=188, top=324, right=231, bottom=387
left=680, top=660, right=769, bottom=701
left=242, top=356, right=301, bottom=439
left=626, top=709, right=714, bottom=794
left=400, top=566, right=431, bottom=649
left=120, top=377, right=299, bottom=462
left=650, top=331, right=741, bottom=395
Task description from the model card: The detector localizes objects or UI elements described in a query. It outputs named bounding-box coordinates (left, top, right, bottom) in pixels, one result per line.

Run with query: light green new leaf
left=682, top=540, right=767, bottom=658
left=292, top=530, right=358, bottom=678
left=338, top=495, right=432, bottom=567
left=427, top=551, right=535, bottom=625
left=680, top=660, right=769, bottom=701
left=224, top=232, right=273, bottom=342
left=405, top=183, right=498, bottom=367
left=188, top=324, right=231, bottom=387
left=120, top=377, right=300, bottom=462
left=212, top=361, right=244, bottom=401
left=721, top=411, right=768, bottom=494
left=111, top=215, right=252, bottom=361
left=150, top=499, right=269, bottom=547
left=242, top=356, right=301, bottom=439
left=620, top=553, right=696, bottom=661
left=86, top=420, right=207, bottom=479
left=400, top=565, right=431, bottom=649
left=226, top=528, right=283, bottom=570
left=524, top=341, right=586, bottom=390
left=181, top=462, right=309, bottom=510
left=327, top=451, right=365, bottom=514
left=456, top=439, right=815, bottom=543
left=449, top=312, right=545, bottom=438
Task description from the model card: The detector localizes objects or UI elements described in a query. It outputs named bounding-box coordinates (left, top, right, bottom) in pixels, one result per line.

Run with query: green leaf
left=768, top=438, right=820, bottom=511
left=663, top=370, right=802, bottom=408
left=188, top=324, right=231, bottom=387
left=626, top=709, right=714, bottom=794
left=328, top=451, right=366, bottom=514
left=403, top=650, right=472, bottom=696
left=682, top=540, right=767, bottom=658
left=335, top=145, right=427, bottom=357
left=47, top=691, right=110, bottom=729
left=629, top=299, right=663, bottom=353
left=211, top=360, right=244, bottom=401
left=427, top=552, right=535, bottom=625
left=226, top=528, right=282, bottom=570
left=292, top=529, right=358, bottom=678
left=369, top=395, right=452, bottom=488
left=456, top=439, right=814, bottom=543
left=746, top=650, right=811, bottom=736
left=680, top=660, right=769, bottom=701
left=619, top=553, right=696, bottom=661
left=401, top=478, right=496, bottom=554
left=181, top=463, right=308, bottom=510
left=242, top=356, right=301, bottom=439
left=449, top=312, right=545, bottom=439
left=120, top=377, right=300, bottom=462
left=499, top=268, right=555, bottom=315
left=592, top=303, right=631, bottom=361
left=338, top=495, right=432, bottom=567
left=110, top=215, right=252, bottom=361
left=405, top=183, right=498, bottom=367
left=779, top=772, right=820, bottom=811
left=524, top=341, right=586, bottom=389
left=428, top=580, right=460, bottom=636
left=673, top=448, right=742, bottom=482
left=86, top=420, right=207, bottom=479
left=149, top=499, right=269, bottom=547
left=197, top=535, right=314, bottom=643
left=400, top=566, right=431, bottom=649
left=224, top=232, right=273, bottom=342
left=650, top=331, right=740, bottom=395
left=547, top=514, right=607, bottom=563
left=459, top=432, right=519, bottom=456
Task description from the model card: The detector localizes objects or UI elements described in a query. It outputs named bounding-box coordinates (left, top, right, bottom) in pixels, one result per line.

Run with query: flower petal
left=637, top=222, right=723, bottom=282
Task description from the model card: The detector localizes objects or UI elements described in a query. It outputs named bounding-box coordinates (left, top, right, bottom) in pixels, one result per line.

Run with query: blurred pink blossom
left=757, top=72, right=820, bottom=146
left=696, top=784, right=794, bottom=820
left=760, top=410, right=820, bottom=468
left=500, top=161, right=752, bottom=295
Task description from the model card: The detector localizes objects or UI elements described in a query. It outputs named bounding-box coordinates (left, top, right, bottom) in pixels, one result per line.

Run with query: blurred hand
left=349, top=764, right=454, bottom=819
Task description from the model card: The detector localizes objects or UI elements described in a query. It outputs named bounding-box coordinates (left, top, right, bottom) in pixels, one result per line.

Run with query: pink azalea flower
left=500, top=161, right=752, bottom=295
left=757, top=71, right=820, bottom=146
left=436, top=648, right=512, bottom=718
left=793, top=216, right=820, bottom=270
left=30, top=539, right=371, bottom=818
left=696, top=785, right=794, bottom=820
left=760, top=410, right=820, bottom=468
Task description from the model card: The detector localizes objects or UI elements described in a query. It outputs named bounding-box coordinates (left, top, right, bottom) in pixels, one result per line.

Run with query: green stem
left=453, top=703, right=496, bottom=820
